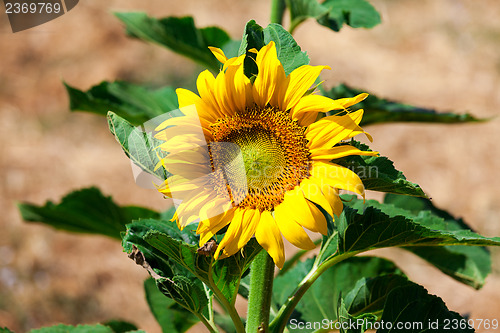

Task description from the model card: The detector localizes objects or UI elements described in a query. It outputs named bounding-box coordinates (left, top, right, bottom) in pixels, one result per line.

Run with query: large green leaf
left=335, top=140, right=426, bottom=197
left=122, top=219, right=205, bottom=314
left=18, top=187, right=159, bottom=240
left=378, top=283, right=474, bottom=332
left=343, top=275, right=474, bottom=333
left=337, top=204, right=500, bottom=254
left=326, top=84, right=484, bottom=126
left=273, top=257, right=400, bottom=333
left=144, top=278, right=200, bottom=332
left=238, top=20, right=310, bottom=77
left=345, top=194, right=492, bottom=289
left=115, top=12, right=233, bottom=71
left=102, top=320, right=138, bottom=333
left=28, top=324, right=114, bottom=333
left=143, top=228, right=262, bottom=305
left=65, top=81, right=178, bottom=126
left=0, top=329, right=15, bottom=333
left=287, top=0, right=381, bottom=33
left=108, top=112, right=169, bottom=182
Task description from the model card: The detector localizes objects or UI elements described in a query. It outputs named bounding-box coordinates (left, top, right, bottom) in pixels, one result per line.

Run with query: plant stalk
left=246, top=250, right=275, bottom=332
left=270, top=0, right=286, bottom=25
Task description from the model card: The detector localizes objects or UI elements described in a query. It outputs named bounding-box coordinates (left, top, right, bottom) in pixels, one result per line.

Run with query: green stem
left=269, top=251, right=361, bottom=333
left=270, top=0, right=286, bottom=24
left=246, top=250, right=275, bottom=332
left=195, top=313, right=219, bottom=333
left=208, top=264, right=246, bottom=333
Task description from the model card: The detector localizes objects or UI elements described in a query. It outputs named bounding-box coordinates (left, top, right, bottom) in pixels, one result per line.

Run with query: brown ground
left=1, top=0, right=499, bottom=332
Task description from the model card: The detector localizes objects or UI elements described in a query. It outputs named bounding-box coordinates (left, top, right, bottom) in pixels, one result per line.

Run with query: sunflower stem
left=246, top=250, right=275, bottom=332
left=270, top=0, right=286, bottom=24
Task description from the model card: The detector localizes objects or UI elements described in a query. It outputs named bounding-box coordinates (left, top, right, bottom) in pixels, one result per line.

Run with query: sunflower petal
left=256, top=211, right=285, bottom=269
left=209, top=46, right=228, bottom=64
left=311, top=145, right=379, bottom=161
left=281, top=65, right=330, bottom=112
left=274, top=198, right=316, bottom=250
left=310, top=161, right=365, bottom=197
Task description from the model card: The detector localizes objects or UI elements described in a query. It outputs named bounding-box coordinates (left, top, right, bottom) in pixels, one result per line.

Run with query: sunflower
left=155, top=41, right=377, bottom=269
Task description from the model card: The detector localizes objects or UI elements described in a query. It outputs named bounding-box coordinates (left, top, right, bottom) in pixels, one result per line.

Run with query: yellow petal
left=310, top=161, right=365, bottom=197
left=274, top=198, right=316, bottom=250
left=335, top=93, right=369, bottom=108
left=281, top=65, right=330, bottom=112
left=299, top=177, right=333, bottom=217
left=306, top=111, right=371, bottom=150
left=255, top=211, right=285, bottom=269
left=310, top=145, right=379, bottom=161
left=197, top=70, right=224, bottom=118
left=282, top=187, right=327, bottom=235
left=291, top=94, right=345, bottom=126
left=198, top=208, right=235, bottom=245
left=214, top=208, right=245, bottom=259
left=252, top=41, right=285, bottom=108
left=176, top=88, right=218, bottom=123
left=209, top=46, right=228, bottom=64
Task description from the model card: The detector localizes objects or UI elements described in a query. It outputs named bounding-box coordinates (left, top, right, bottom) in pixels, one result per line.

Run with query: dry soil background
left=0, top=1, right=499, bottom=332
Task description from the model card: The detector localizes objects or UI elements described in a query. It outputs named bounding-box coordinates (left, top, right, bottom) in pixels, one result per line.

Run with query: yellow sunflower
left=154, top=41, right=377, bottom=269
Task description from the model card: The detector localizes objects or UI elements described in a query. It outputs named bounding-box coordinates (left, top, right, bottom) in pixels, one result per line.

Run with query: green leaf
left=345, top=194, right=492, bottom=289
left=342, top=275, right=474, bottom=333
left=378, top=283, right=474, bottom=332
left=144, top=278, right=200, bottom=333
left=155, top=275, right=208, bottom=313
left=144, top=228, right=262, bottom=305
left=335, top=140, right=426, bottom=197
left=325, top=84, right=484, bottom=126
left=29, top=324, right=114, bottom=333
left=115, top=12, right=232, bottom=71
left=263, top=24, right=310, bottom=75
left=337, top=298, right=376, bottom=333
left=18, top=187, right=159, bottom=240
left=107, top=112, right=169, bottom=182
left=337, top=203, right=500, bottom=255
left=343, top=274, right=413, bottom=317
left=65, top=81, right=178, bottom=126
left=273, top=257, right=400, bottom=332
left=239, top=20, right=309, bottom=78
left=288, top=0, right=381, bottom=33
left=102, top=320, right=138, bottom=333
left=0, top=328, right=15, bottom=333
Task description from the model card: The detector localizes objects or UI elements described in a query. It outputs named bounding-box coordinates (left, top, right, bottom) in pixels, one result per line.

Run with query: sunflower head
left=155, top=41, right=377, bottom=269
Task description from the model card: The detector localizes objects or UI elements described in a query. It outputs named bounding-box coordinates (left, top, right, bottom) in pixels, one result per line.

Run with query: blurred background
left=1, top=0, right=499, bottom=332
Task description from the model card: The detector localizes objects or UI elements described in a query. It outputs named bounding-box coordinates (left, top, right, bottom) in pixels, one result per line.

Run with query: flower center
left=208, top=107, right=310, bottom=211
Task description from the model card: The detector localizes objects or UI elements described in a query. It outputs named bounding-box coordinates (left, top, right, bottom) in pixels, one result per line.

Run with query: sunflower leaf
left=144, top=229, right=262, bottom=305
left=17, top=187, right=159, bottom=240
left=28, top=324, right=115, bottom=333
left=65, top=81, right=178, bottom=126
left=239, top=20, right=309, bottom=78
left=123, top=219, right=208, bottom=315
left=108, top=111, right=170, bottom=182
left=369, top=194, right=491, bottom=289
left=325, top=84, right=485, bottom=125
left=335, top=140, right=426, bottom=197
left=101, top=320, right=138, bottom=333
left=288, top=0, right=381, bottom=33
left=272, top=257, right=400, bottom=332
left=336, top=201, right=500, bottom=255
left=115, top=12, right=233, bottom=71
left=377, top=283, right=474, bottom=332
left=263, top=23, right=310, bottom=75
